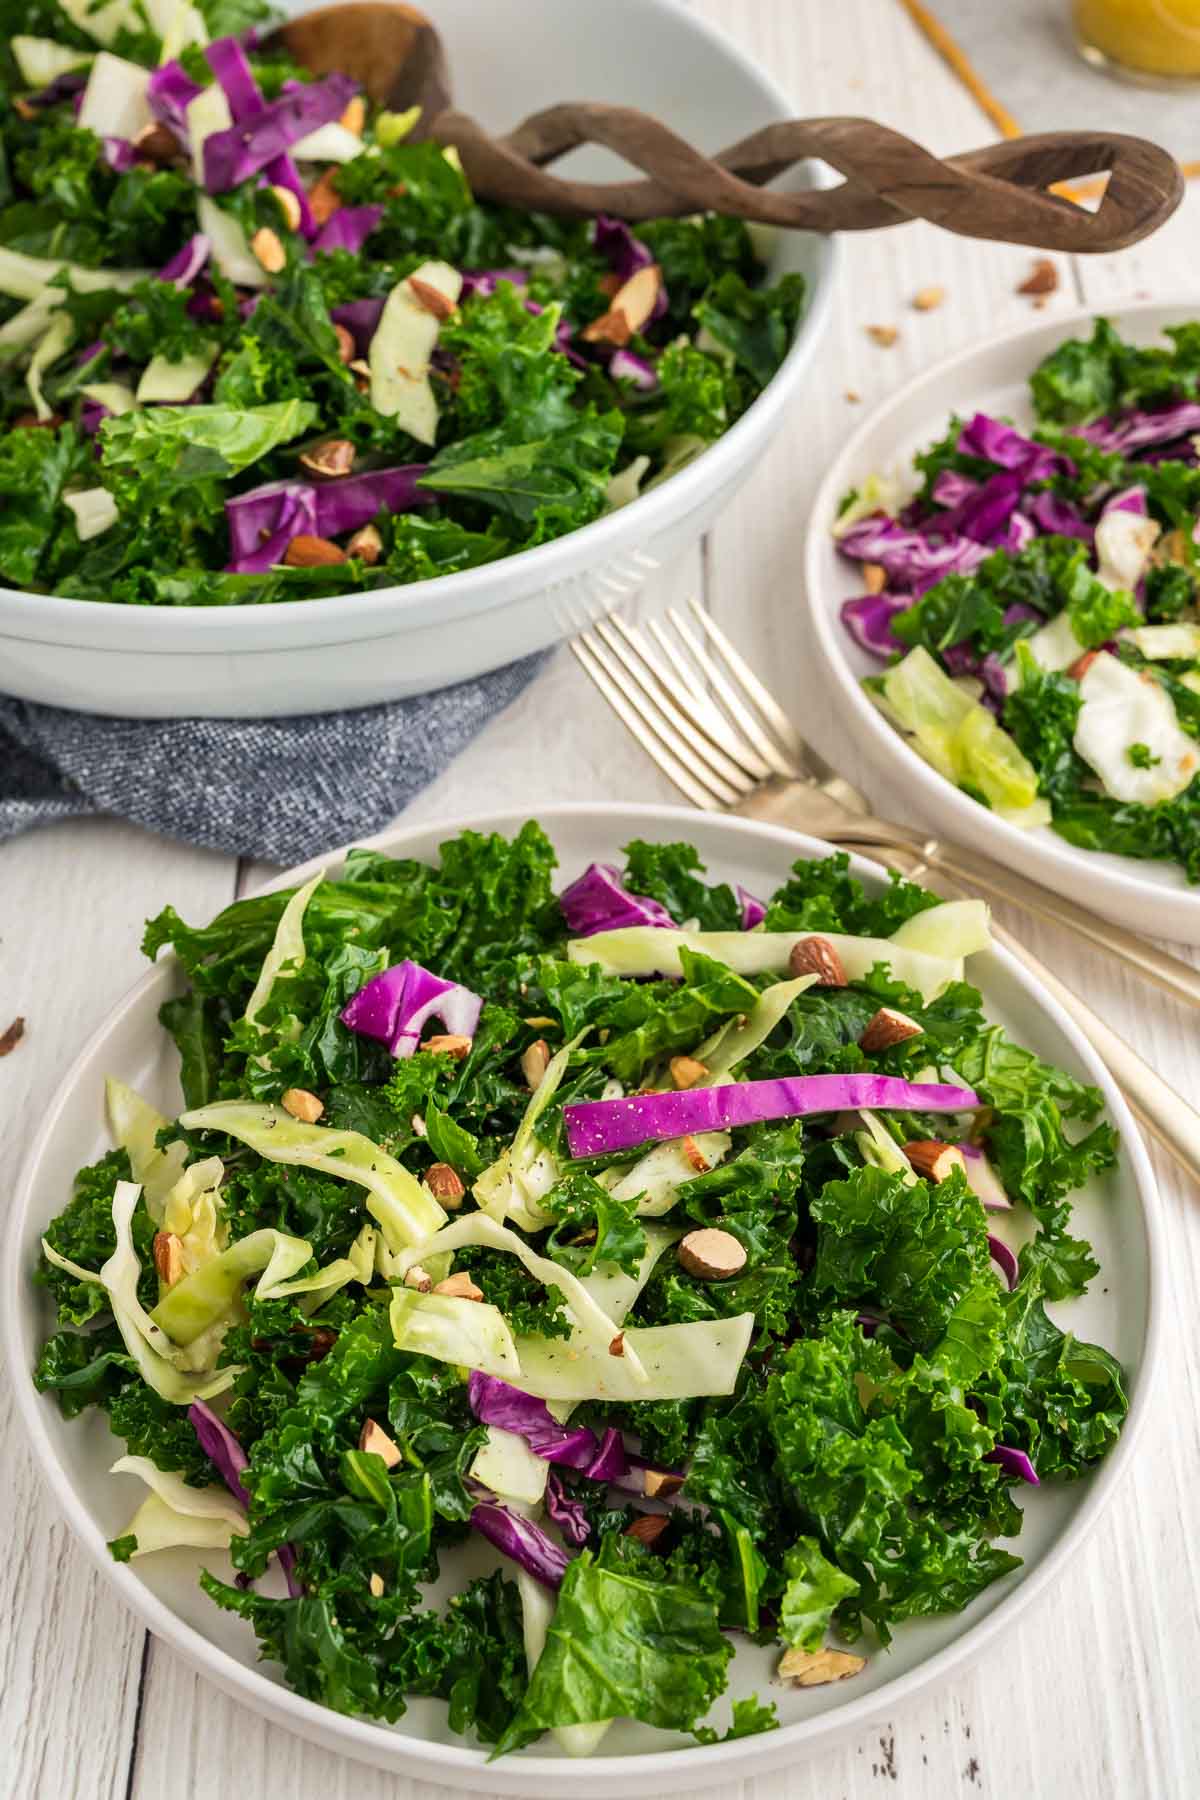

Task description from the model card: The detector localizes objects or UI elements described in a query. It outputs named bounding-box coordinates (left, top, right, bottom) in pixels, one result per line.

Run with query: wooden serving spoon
left=265, top=1, right=1183, bottom=252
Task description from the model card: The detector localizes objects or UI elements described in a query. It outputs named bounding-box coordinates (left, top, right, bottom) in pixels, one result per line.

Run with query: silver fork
left=572, top=600, right=1200, bottom=1184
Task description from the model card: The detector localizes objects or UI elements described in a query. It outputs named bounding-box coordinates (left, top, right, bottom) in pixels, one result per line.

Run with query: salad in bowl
left=31, top=822, right=1131, bottom=1758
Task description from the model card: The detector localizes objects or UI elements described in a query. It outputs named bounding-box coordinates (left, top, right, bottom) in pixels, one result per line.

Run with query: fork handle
left=846, top=825, right=1200, bottom=1015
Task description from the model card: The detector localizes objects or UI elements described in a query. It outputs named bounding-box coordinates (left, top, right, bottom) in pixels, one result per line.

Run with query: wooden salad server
left=266, top=1, right=1183, bottom=251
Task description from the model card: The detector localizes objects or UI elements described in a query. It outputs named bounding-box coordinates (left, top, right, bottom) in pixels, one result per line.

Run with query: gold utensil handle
left=867, top=833, right=1200, bottom=1016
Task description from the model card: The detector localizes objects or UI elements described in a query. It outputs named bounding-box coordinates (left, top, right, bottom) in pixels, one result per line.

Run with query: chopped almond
left=359, top=1418, right=402, bottom=1467
left=408, top=276, right=457, bottom=320
left=133, top=122, right=181, bottom=165
left=858, top=1007, right=924, bottom=1053
left=779, top=1646, right=866, bottom=1686
left=333, top=322, right=356, bottom=364
left=678, top=1228, right=747, bottom=1280
left=368, top=1572, right=385, bottom=1597
left=421, top=1033, right=472, bottom=1059
left=788, top=935, right=848, bottom=986
left=269, top=184, right=303, bottom=233
left=681, top=1134, right=711, bottom=1173
left=433, top=1271, right=484, bottom=1301
left=299, top=438, right=356, bottom=479
left=581, top=264, right=662, bottom=345
left=861, top=561, right=887, bottom=595
left=903, top=1139, right=966, bottom=1183
left=283, top=535, right=346, bottom=568
left=844, top=389, right=861, bottom=404
left=250, top=227, right=286, bottom=274
left=347, top=523, right=383, bottom=564
left=521, top=1038, right=551, bottom=1089
left=669, top=1054, right=708, bottom=1090
left=866, top=324, right=898, bottom=347
left=281, top=1087, right=325, bottom=1123
left=307, top=167, right=342, bottom=227
left=153, top=1231, right=184, bottom=1287
left=609, top=1332, right=625, bottom=1358
left=1018, top=258, right=1059, bottom=297
left=13, top=98, right=38, bottom=122
left=1067, top=650, right=1099, bottom=681
left=643, top=1469, right=685, bottom=1499
left=340, top=95, right=366, bottom=135
left=425, top=1162, right=465, bottom=1205
left=625, top=1512, right=670, bottom=1547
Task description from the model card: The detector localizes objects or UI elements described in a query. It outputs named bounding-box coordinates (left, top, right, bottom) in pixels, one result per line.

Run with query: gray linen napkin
left=0, top=652, right=545, bottom=864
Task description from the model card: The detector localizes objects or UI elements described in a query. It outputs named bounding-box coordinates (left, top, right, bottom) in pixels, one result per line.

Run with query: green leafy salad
left=33, top=826, right=1129, bottom=1755
left=836, top=318, right=1200, bottom=880
left=0, top=2, right=805, bottom=607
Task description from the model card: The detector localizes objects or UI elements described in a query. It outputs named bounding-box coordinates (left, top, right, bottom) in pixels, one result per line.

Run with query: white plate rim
left=2, top=800, right=1165, bottom=1791
left=803, top=296, right=1200, bottom=927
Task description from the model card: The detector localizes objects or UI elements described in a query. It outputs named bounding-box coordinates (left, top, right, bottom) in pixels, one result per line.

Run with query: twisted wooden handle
left=430, top=104, right=1182, bottom=252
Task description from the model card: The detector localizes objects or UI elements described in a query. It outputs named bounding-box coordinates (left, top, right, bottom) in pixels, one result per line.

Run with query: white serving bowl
left=1, top=0, right=836, bottom=719
left=805, top=300, right=1200, bottom=944
left=4, top=803, right=1161, bottom=1795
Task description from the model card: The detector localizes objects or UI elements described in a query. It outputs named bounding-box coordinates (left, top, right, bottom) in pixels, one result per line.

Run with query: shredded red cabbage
left=330, top=297, right=385, bottom=354
left=311, top=205, right=384, bottom=256
left=592, top=214, right=669, bottom=320
left=956, top=412, right=1072, bottom=481
left=559, top=863, right=675, bottom=936
left=189, top=1400, right=301, bottom=1595
left=609, top=348, right=658, bottom=392
left=157, top=234, right=212, bottom=289
left=467, top=1372, right=629, bottom=1481
left=470, top=1501, right=571, bottom=1588
left=985, top=1444, right=1039, bottom=1485
left=203, top=74, right=358, bottom=193
left=836, top=516, right=990, bottom=591
left=736, top=884, right=766, bottom=930
left=544, top=1470, right=591, bottom=1545
left=146, top=59, right=203, bottom=142
left=841, top=591, right=911, bottom=660
left=1080, top=400, right=1200, bottom=456
left=460, top=269, right=528, bottom=300
left=987, top=1234, right=1019, bottom=1290
left=341, top=959, right=482, bottom=1058
left=564, top=1074, right=980, bottom=1158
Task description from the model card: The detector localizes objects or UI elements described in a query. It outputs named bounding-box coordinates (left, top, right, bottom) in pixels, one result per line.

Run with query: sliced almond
left=433, top=1271, right=484, bottom=1302
left=153, top=1231, right=184, bottom=1287
left=404, top=1264, right=433, bottom=1292
left=283, top=534, right=346, bottom=568
left=866, top=324, right=898, bottom=347
left=13, top=98, right=38, bottom=122
left=359, top=1418, right=402, bottom=1467
left=858, top=1007, right=924, bottom=1053
left=669, top=1054, right=708, bottom=1090
left=368, top=1571, right=385, bottom=1597
left=903, top=1139, right=966, bottom=1183
left=521, top=1038, right=551, bottom=1089
left=625, top=1512, right=670, bottom=1547
left=281, top=1087, right=325, bottom=1123
left=581, top=263, right=662, bottom=345
left=425, top=1162, right=465, bottom=1206
left=307, top=167, right=342, bottom=226
left=269, top=184, right=303, bottom=233
left=1067, top=649, right=1099, bottom=681
left=643, top=1469, right=685, bottom=1499
left=778, top=1646, right=865, bottom=1686
left=333, top=321, right=356, bottom=364
left=788, top=935, right=848, bottom=986
left=408, top=276, right=458, bottom=321
left=609, top=1332, right=625, bottom=1358
left=1018, top=258, right=1059, bottom=297
left=912, top=285, right=945, bottom=312
left=677, top=1228, right=747, bottom=1281
left=347, top=523, right=383, bottom=564
left=299, top=438, right=356, bottom=479
left=250, top=227, right=286, bottom=275
left=422, top=1033, right=472, bottom=1059
left=340, top=95, right=366, bottom=135
left=861, top=561, right=887, bottom=595
left=681, top=1134, right=711, bottom=1173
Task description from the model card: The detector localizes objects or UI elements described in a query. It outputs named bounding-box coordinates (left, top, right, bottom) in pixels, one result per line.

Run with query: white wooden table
left=4, top=2, right=1200, bottom=1794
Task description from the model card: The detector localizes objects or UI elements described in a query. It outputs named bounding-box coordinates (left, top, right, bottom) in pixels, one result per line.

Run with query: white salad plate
left=804, top=299, right=1200, bottom=945
left=0, top=0, right=836, bottom=720
left=4, top=802, right=1162, bottom=1794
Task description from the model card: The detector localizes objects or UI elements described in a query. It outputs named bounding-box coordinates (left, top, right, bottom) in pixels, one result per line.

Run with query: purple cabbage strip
left=224, top=480, right=318, bottom=572
left=470, top=1501, right=571, bottom=1588
left=592, top=214, right=669, bottom=320
left=460, top=268, right=528, bottom=301
left=1027, top=491, right=1094, bottom=544
left=467, top=1373, right=629, bottom=1481
left=340, top=958, right=482, bottom=1059
left=836, top=516, right=990, bottom=591
left=956, top=411, right=1073, bottom=481
left=985, top=1444, right=1040, bottom=1485
left=203, top=73, right=358, bottom=193
left=103, top=137, right=137, bottom=172
left=979, top=653, right=1010, bottom=701
left=608, top=347, right=658, bottom=392
left=931, top=469, right=978, bottom=508
left=27, top=70, right=89, bottom=110
left=987, top=1233, right=1019, bottom=1290
left=146, top=59, right=203, bottom=142
left=929, top=469, right=1023, bottom=546
left=157, top=233, right=212, bottom=289
left=840, top=591, right=911, bottom=661
left=544, top=1470, right=591, bottom=1546
left=736, top=884, right=766, bottom=930
left=559, top=862, right=675, bottom=936
left=311, top=204, right=384, bottom=256
left=188, top=1401, right=300, bottom=1595
left=313, top=466, right=431, bottom=537
left=331, top=297, right=385, bottom=354
left=564, top=1074, right=980, bottom=1158
left=206, top=34, right=262, bottom=120
left=1080, top=400, right=1200, bottom=455
left=1100, top=484, right=1148, bottom=518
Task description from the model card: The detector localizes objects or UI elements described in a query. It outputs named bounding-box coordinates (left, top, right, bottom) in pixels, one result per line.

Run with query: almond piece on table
left=669, top=1054, right=708, bottom=1090
left=281, top=1086, right=324, bottom=1122
left=422, top=1033, right=472, bottom=1059
left=912, top=285, right=945, bottom=312
left=778, top=1646, right=866, bottom=1686
left=1018, top=258, right=1059, bottom=297
left=625, top=1512, right=671, bottom=1547
left=788, top=935, right=848, bottom=986
left=359, top=1418, right=402, bottom=1467
left=299, top=438, right=356, bottom=478
left=0, top=1016, right=24, bottom=1057
left=424, top=1162, right=465, bottom=1206
left=433, top=1271, right=484, bottom=1302
left=347, top=523, right=383, bottom=564
left=284, top=535, right=346, bottom=568
left=858, top=1007, right=923, bottom=1053
left=250, top=226, right=286, bottom=274
left=678, top=1228, right=747, bottom=1281
left=903, top=1139, right=966, bottom=1183
left=643, top=1469, right=685, bottom=1499
left=866, top=324, right=898, bottom=347
left=521, top=1038, right=551, bottom=1089
left=153, top=1231, right=184, bottom=1286
left=861, top=561, right=887, bottom=595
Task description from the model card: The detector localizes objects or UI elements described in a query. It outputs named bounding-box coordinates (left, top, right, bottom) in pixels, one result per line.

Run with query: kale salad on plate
left=836, top=318, right=1200, bottom=882
left=0, top=1, right=805, bottom=607
left=34, top=825, right=1129, bottom=1756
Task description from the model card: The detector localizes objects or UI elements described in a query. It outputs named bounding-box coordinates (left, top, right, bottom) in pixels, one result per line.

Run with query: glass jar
left=1072, top=0, right=1200, bottom=81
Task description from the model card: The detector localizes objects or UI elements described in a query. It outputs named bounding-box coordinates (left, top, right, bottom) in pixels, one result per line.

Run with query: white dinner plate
left=3, top=803, right=1163, bottom=1794
left=804, top=300, right=1200, bottom=944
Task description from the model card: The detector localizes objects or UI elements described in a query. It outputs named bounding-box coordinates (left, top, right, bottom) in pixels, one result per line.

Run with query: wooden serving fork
left=263, top=1, right=1183, bottom=252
